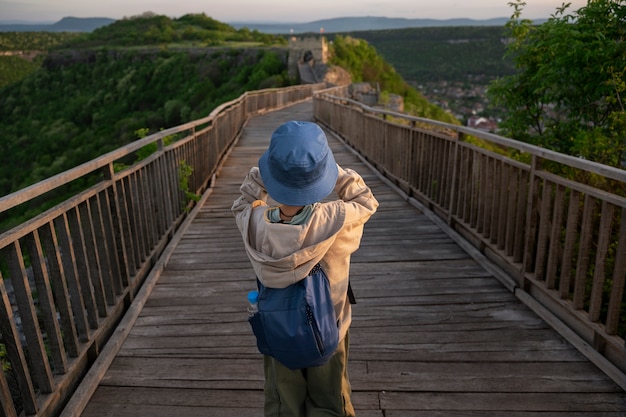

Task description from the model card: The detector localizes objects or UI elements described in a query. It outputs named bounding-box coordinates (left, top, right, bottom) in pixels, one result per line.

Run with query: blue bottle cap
left=247, top=290, right=259, bottom=303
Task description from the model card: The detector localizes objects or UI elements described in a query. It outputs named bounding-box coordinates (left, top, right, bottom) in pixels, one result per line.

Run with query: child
left=232, top=120, right=378, bottom=416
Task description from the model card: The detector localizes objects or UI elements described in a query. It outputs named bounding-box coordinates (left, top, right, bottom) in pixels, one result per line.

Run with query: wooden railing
left=1, top=81, right=623, bottom=417
left=0, top=83, right=324, bottom=417
left=314, top=87, right=626, bottom=387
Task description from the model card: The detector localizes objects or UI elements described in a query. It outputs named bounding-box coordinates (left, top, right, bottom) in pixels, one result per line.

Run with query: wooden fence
left=313, top=88, right=626, bottom=383
left=1, top=81, right=623, bottom=417
left=0, top=84, right=324, bottom=417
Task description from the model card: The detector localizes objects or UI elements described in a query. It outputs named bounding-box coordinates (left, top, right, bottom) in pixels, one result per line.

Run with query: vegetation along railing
left=0, top=83, right=325, bottom=417
left=314, top=87, right=626, bottom=387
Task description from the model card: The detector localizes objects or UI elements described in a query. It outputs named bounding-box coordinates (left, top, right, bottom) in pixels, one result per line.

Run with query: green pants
left=263, top=332, right=356, bottom=417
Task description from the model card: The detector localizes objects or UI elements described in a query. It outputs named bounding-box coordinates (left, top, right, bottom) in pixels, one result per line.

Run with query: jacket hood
left=237, top=203, right=345, bottom=288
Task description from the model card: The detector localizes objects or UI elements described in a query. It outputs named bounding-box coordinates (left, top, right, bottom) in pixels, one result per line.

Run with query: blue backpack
left=248, top=264, right=339, bottom=370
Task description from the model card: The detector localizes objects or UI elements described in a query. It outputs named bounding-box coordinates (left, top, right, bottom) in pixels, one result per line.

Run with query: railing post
left=23, top=230, right=69, bottom=373
left=0, top=364, right=18, bottom=417
left=5, top=241, right=55, bottom=393
left=0, top=271, right=39, bottom=415
left=447, top=131, right=462, bottom=226
left=102, top=163, right=131, bottom=292
left=521, top=154, right=542, bottom=289
left=606, top=206, right=626, bottom=336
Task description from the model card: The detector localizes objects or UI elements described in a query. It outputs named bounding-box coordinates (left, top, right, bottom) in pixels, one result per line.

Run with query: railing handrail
left=320, top=93, right=626, bottom=184
left=1, top=80, right=623, bottom=417
left=313, top=86, right=626, bottom=389
left=0, top=87, right=316, bottom=214
left=0, top=82, right=325, bottom=417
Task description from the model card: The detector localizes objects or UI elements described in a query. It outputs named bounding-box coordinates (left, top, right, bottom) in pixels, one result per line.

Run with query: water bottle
left=247, top=290, right=259, bottom=316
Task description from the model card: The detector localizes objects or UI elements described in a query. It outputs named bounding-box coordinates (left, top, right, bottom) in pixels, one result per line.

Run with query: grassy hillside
left=0, top=13, right=285, bottom=88
left=71, top=12, right=283, bottom=48
left=0, top=31, right=83, bottom=88
left=0, top=31, right=82, bottom=51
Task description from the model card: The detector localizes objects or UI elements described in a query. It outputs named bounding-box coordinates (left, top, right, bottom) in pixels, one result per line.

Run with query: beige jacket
left=232, top=165, right=378, bottom=341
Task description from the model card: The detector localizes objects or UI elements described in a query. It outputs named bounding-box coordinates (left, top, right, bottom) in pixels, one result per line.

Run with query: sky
left=1, top=0, right=590, bottom=23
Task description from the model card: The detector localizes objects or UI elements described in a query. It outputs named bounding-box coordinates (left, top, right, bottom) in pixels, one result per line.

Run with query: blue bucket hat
left=258, top=121, right=338, bottom=206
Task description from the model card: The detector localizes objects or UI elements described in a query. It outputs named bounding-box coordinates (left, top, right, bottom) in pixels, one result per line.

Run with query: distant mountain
left=228, top=16, right=532, bottom=34
left=0, top=17, right=114, bottom=32
left=0, top=15, right=545, bottom=34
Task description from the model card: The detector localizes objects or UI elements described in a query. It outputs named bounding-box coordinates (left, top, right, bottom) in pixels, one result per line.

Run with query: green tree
left=488, top=0, right=626, bottom=168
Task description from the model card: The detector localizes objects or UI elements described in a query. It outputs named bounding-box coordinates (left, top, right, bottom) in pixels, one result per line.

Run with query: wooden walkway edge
left=67, top=100, right=626, bottom=417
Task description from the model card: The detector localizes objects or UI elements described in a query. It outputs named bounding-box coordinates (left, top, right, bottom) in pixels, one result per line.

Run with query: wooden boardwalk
left=77, top=101, right=626, bottom=417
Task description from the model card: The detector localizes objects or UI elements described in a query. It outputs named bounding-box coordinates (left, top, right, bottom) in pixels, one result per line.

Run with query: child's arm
left=334, top=165, right=379, bottom=223
left=231, top=167, right=268, bottom=214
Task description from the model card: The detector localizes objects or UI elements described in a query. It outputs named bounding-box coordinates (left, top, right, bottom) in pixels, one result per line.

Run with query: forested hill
left=0, top=13, right=291, bottom=217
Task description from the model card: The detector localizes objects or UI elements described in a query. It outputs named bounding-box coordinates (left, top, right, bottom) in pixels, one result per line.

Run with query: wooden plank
left=504, top=165, right=519, bottom=256
left=559, top=189, right=581, bottom=299
left=98, top=355, right=620, bottom=394
left=54, top=213, right=91, bottom=341
left=82, top=387, right=383, bottom=417
left=534, top=179, right=554, bottom=281
left=23, top=230, right=68, bottom=373
left=513, top=169, right=528, bottom=263
left=0, top=366, right=18, bottom=417
left=606, top=207, right=626, bottom=334
left=115, top=342, right=585, bottom=364
left=389, top=413, right=625, bottom=417
left=545, top=184, right=565, bottom=289
left=381, top=392, right=626, bottom=413
left=588, top=201, right=614, bottom=322
left=67, top=206, right=100, bottom=329
left=38, top=221, right=80, bottom=357
left=4, top=241, right=54, bottom=393
left=91, top=193, right=116, bottom=304
left=0, top=274, right=38, bottom=415
left=574, top=194, right=596, bottom=309
left=79, top=200, right=108, bottom=318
